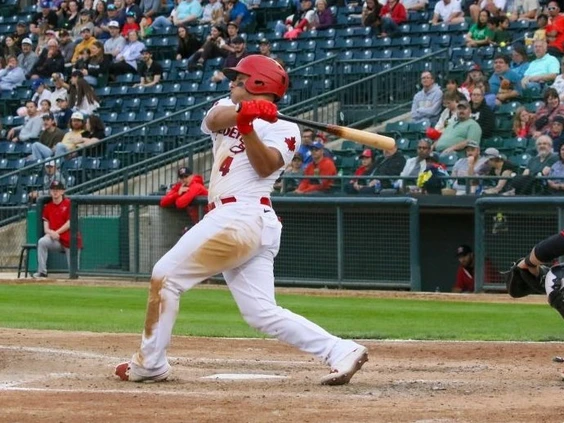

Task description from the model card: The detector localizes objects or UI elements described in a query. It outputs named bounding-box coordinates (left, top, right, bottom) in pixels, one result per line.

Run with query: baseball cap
left=456, top=244, right=472, bottom=257
left=292, top=152, right=303, bottom=161
left=80, top=27, right=91, bottom=33
left=31, top=79, right=45, bottom=90
left=59, top=29, right=70, bottom=37
left=126, top=10, right=136, bottom=17
left=258, top=38, right=270, bottom=45
left=71, top=70, right=84, bottom=78
left=45, top=160, right=56, bottom=167
left=49, top=180, right=65, bottom=190
left=457, top=99, right=470, bottom=109
left=484, top=147, right=502, bottom=159
left=232, top=35, right=245, bottom=44
left=360, top=148, right=373, bottom=158
left=107, top=3, right=117, bottom=10
left=108, top=20, right=120, bottom=27
left=311, top=141, right=324, bottom=150
left=71, top=111, right=84, bottom=120
left=56, top=96, right=67, bottom=102
left=40, top=0, right=50, bottom=8
left=466, top=140, right=480, bottom=148
left=553, top=115, right=564, bottom=125
left=22, top=37, right=32, bottom=45
left=42, top=112, right=55, bottom=120
left=177, top=167, right=192, bottom=177
left=227, top=21, right=239, bottom=28
left=80, top=8, right=91, bottom=14
left=17, top=21, right=26, bottom=27
left=467, top=63, right=483, bottom=73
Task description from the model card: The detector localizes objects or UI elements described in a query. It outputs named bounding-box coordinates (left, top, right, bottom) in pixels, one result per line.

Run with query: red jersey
left=454, top=259, right=501, bottom=292
left=297, top=157, right=337, bottom=193
left=159, top=175, right=208, bottom=224
left=42, top=197, right=83, bottom=249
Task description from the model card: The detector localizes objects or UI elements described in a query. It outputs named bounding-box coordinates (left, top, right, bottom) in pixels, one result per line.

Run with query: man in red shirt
left=33, top=180, right=82, bottom=279
left=452, top=244, right=501, bottom=292
left=294, top=141, right=337, bottom=194
left=159, top=167, right=208, bottom=224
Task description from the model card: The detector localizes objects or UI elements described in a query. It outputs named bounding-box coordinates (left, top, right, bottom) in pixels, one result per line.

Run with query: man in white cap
left=17, top=38, right=38, bottom=77
left=104, top=21, right=126, bottom=60
left=54, top=111, right=86, bottom=156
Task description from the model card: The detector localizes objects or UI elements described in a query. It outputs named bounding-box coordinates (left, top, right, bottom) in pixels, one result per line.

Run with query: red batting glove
left=236, top=100, right=279, bottom=135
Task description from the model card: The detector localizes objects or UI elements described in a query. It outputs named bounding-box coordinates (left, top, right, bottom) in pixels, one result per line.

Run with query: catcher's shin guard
left=546, top=264, right=564, bottom=319
left=504, top=259, right=547, bottom=298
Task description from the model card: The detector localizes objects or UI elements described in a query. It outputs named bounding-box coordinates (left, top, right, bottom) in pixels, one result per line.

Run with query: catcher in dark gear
left=505, top=231, right=564, bottom=319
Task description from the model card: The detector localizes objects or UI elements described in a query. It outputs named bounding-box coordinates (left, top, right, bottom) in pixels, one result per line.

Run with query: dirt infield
left=2, top=284, right=564, bottom=422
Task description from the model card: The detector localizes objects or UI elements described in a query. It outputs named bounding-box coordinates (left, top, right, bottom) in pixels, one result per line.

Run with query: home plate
left=202, top=373, right=289, bottom=380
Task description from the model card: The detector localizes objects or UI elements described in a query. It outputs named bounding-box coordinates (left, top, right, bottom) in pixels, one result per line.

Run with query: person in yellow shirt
left=71, top=28, right=97, bottom=64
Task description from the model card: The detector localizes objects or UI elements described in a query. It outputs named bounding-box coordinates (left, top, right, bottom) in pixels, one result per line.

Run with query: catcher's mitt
left=503, top=259, right=547, bottom=298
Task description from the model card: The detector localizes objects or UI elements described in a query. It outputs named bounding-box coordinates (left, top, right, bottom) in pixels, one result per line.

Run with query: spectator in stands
left=58, top=30, right=76, bottom=64
left=416, top=152, right=450, bottom=194
left=31, top=79, right=52, bottom=106
left=434, top=99, right=483, bottom=153
left=465, top=10, right=493, bottom=47
left=28, top=160, right=62, bottom=202
left=361, top=0, right=382, bottom=31
left=435, top=90, right=461, bottom=132
left=469, top=87, right=495, bottom=139
left=72, top=47, right=90, bottom=75
left=509, top=0, right=539, bottom=21
left=297, top=127, right=314, bottom=166
left=40, top=99, right=52, bottom=116
left=411, top=71, right=443, bottom=125
left=274, top=152, right=304, bottom=193
left=345, top=148, right=376, bottom=194
left=294, top=141, right=337, bottom=194
left=54, top=96, right=72, bottom=129
left=187, top=24, right=225, bottom=71
left=223, top=0, right=252, bottom=31
left=108, top=30, right=145, bottom=77
left=106, top=4, right=124, bottom=28
left=281, top=0, right=316, bottom=39
left=544, top=1, right=564, bottom=58
left=200, top=0, right=224, bottom=25
left=399, top=139, right=432, bottom=192
left=138, top=0, right=162, bottom=37
left=489, top=15, right=512, bottom=46
left=403, top=0, right=428, bottom=11
left=375, top=0, right=407, bottom=38
left=82, top=114, right=106, bottom=147
left=151, top=0, right=203, bottom=33
left=122, top=11, right=141, bottom=37
left=445, top=77, right=468, bottom=100
left=460, top=64, right=484, bottom=99
left=521, top=39, right=560, bottom=90
left=7, top=100, right=43, bottom=142
left=54, top=111, right=87, bottom=155
left=512, top=106, right=534, bottom=137
left=451, top=140, right=490, bottom=194
left=82, top=0, right=95, bottom=16
left=257, top=38, right=283, bottom=66
left=71, top=9, right=95, bottom=42
left=0, top=56, right=26, bottom=91
left=12, top=22, right=29, bottom=50
left=31, top=1, right=59, bottom=36
left=33, top=179, right=83, bottom=279
left=548, top=143, right=564, bottom=193
left=474, top=78, right=496, bottom=110
left=69, top=77, right=100, bottom=115
left=510, top=43, right=530, bottom=79
left=488, top=54, right=521, bottom=105
left=81, top=41, right=109, bottom=86
left=312, top=0, right=335, bottom=31
left=18, top=38, right=39, bottom=77
left=104, top=21, right=126, bottom=61
left=134, top=49, right=163, bottom=87
left=59, top=0, right=79, bottom=31
left=71, top=27, right=97, bottom=64
left=545, top=115, right=564, bottom=152
left=121, top=0, right=142, bottom=24
left=523, top=135, right=558, bottom=177
left=35, top=29, right=58, bottom=57
left=482, top=148, right=518, bottom=194
left=533, top=13, right=548, bottom=41
left=49, top=73, right=68, bottom=108
left=211, top=36, right=248, bottom=82
left=176, top=25, right=202, bottom=60
left=93, top=1, right=111, bottom=41
left=30, top=113, right=65, bottom=160
left=360, top=143, right=406, bottom=192
left=29, top=39, right=65, bottom=80
left=531, top=88, right=564, bottom=137
left=469, top=0, right=506, bottom=22
left=160, top=166, right=208, bottom=224
left=2, top=36, right=21, bottom=62
left=430, top=0, right=465, bottom=25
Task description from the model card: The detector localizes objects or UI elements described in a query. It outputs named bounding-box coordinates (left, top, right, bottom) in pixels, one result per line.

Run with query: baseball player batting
left=115, top=55, right=368, bottom=385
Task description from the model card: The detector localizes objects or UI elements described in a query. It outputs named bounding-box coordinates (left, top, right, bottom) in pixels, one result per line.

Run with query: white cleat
left=320, top=346, right=368, bottom=386
left=114, top=361, right=171, bottom=383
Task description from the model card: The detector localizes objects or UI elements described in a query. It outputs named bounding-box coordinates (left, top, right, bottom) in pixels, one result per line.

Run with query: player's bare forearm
left=243, top=131, right=284, bottom=177
left=204, top=106, right=238, bottom=132
left=56, top=220, right=70, bottom=235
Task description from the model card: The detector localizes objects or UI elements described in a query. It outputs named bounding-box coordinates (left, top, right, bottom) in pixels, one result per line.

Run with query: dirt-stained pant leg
left=131, top=204, right=266, bottom=374
left=223, top=209, right=361, bottom=367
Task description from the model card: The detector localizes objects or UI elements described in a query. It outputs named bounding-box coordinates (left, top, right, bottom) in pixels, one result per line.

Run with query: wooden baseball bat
left=276, top=113, right=396, bottom=151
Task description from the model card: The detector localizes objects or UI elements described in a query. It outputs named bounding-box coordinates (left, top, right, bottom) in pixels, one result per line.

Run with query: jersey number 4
left=219, top=156, right=234, bottom=176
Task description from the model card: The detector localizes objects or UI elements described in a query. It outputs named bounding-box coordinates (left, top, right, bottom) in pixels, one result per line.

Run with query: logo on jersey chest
left=219, top=127, right=246, bottom=154
left=285, top=137, right=296, bottom=152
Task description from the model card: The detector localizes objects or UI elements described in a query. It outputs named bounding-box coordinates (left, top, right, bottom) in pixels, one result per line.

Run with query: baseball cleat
left=114, top=361, right=171, bottom=383
left=320, top=346, right=368, bottom=386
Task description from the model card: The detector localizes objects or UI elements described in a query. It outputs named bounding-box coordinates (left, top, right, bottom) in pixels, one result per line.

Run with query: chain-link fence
left=475, top=198, right=564, bottom=292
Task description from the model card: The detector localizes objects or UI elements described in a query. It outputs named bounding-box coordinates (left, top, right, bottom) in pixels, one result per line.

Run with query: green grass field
left=1, top=284, right=563, bottom=341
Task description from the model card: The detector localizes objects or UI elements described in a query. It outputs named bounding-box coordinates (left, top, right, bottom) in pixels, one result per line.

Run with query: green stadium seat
left=503, top=137, right=528, bottom=153
left=508, top=153, right=532, bottom=169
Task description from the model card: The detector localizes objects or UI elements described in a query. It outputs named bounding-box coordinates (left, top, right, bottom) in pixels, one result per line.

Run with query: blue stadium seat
left=123, top=97, right=141, bottom=112
left=146, top=142, right=165, bottom=155
left=141, top=97, right=159, bottom=111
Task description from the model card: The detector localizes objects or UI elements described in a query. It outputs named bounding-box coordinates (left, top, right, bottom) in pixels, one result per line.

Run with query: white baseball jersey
left=201, top=98, right=301, bottom=201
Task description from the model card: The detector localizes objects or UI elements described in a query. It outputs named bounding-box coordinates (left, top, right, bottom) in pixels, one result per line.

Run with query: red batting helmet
left=223, top=55, right=289, bottom=101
